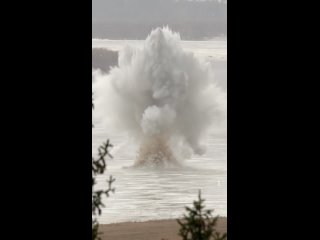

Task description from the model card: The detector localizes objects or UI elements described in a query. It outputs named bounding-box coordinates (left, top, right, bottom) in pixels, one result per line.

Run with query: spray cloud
left=93, top=27, right=226, bottom=167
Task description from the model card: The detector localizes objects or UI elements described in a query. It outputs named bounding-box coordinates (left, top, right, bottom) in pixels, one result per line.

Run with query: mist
left=93, top=27, right=226, bottom=167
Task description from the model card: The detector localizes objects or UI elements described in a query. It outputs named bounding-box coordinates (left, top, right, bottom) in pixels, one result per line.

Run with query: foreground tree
left=177, top=191, right=227, bottom=240
left=92, top=93, right=115, bottom=240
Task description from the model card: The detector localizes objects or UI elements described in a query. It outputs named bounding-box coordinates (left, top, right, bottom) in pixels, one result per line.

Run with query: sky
left=92, top=0, right=227, bottom=39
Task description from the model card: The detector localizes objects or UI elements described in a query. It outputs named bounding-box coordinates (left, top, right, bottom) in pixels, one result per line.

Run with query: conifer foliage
left=177, top=191, right=227, bottom=240
left=92, top=93, right=115, bottom=240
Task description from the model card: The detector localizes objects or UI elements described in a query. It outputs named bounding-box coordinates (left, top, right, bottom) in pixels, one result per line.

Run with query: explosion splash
left=93, top=27, right=226, bottom=168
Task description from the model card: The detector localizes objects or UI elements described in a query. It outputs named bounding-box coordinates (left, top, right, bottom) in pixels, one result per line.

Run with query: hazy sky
left=92, top=0, right=227, bottom=39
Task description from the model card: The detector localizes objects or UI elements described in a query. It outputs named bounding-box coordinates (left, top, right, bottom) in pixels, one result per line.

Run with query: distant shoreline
left=99, top=217, right=227, bottom=240
left=92, top=37, right=227, bottom=42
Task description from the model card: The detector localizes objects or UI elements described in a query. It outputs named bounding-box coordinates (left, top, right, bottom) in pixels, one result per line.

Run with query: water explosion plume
left=93, top=27, right=226, bottom=167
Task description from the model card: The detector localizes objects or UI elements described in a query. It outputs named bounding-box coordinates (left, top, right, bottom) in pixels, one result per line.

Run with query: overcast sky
left=92, top=0, right=227, bottom=39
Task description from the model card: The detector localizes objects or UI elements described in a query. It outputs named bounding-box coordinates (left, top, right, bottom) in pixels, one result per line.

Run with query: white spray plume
left=93, top=27, right=226, bottom=167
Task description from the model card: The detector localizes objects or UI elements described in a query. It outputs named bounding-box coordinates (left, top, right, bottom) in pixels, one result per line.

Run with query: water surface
left=92, top=39, right=227, bottom=224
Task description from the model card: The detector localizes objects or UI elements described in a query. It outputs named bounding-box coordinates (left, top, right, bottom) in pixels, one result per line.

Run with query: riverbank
left=99, top=217, right=227, bottom=240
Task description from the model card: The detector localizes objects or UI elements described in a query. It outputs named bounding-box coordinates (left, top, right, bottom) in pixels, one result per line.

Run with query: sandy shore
left=99, top=217, right=227, bottom=240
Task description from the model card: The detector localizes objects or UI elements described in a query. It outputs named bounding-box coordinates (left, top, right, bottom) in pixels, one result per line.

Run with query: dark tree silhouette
left=177, top=191, right=227, bottom=240
left=92, top=93, right=115, bottom=240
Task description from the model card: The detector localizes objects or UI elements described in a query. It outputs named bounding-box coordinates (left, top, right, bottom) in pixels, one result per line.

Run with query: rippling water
left=93, top=126, right=227, bottom=224
left=92, top=39, right=227, bottom=224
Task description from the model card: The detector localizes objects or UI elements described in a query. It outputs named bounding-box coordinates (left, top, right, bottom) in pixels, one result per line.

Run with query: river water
left=92, top=39, right=227, bottom=224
